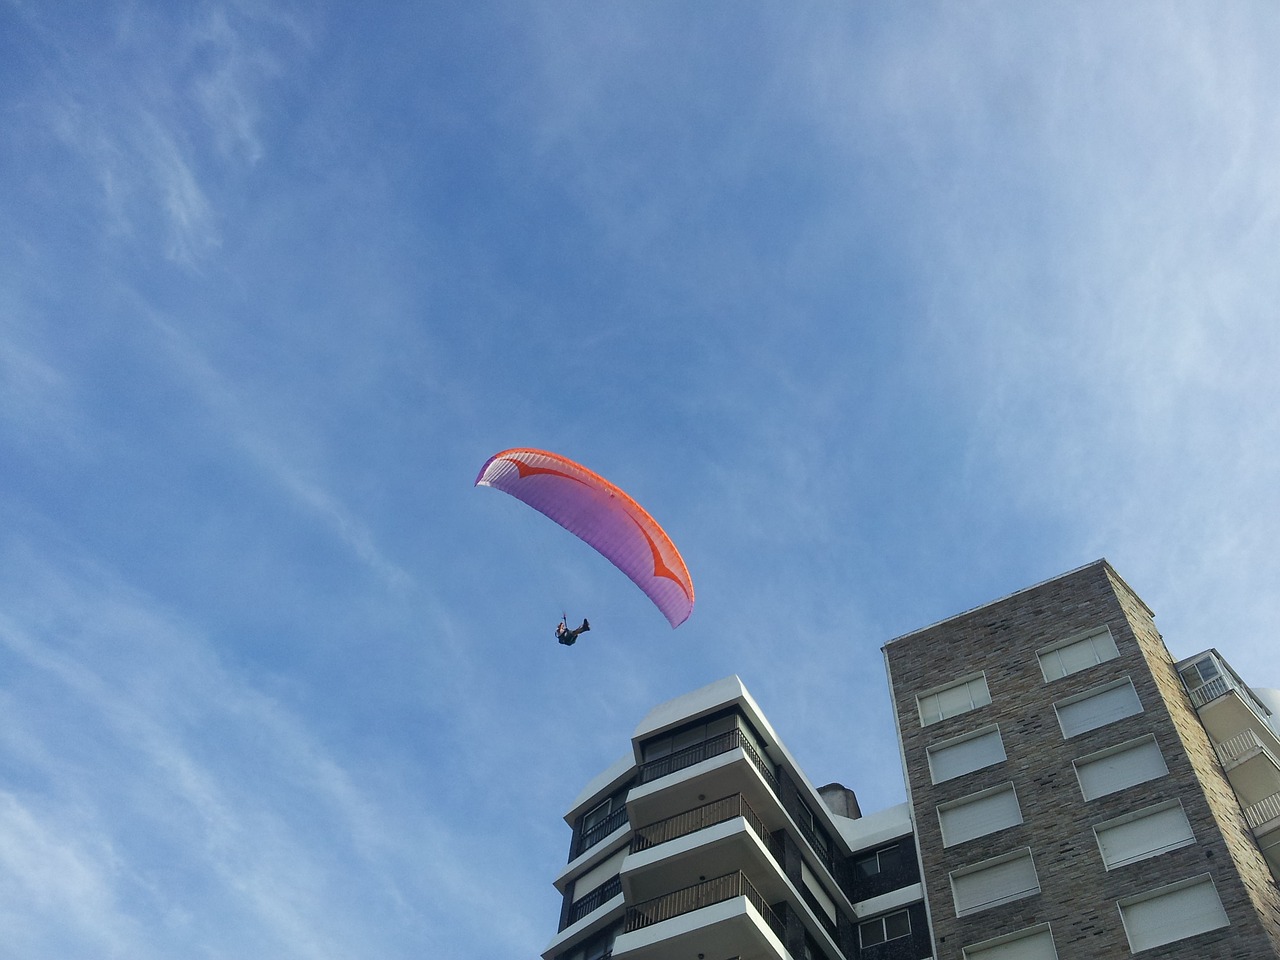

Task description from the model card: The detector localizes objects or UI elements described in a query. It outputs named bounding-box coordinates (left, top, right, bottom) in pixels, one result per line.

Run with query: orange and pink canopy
left=475, top=448, right=694, bottom=628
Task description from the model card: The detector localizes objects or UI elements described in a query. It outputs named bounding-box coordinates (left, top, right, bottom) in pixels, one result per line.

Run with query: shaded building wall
left=884, top=560, right=1280, bottom=959
left=1110, top=565, right=1280, bottom=955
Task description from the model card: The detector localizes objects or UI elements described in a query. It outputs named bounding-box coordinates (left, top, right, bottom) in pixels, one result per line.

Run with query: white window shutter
left=929, top=727, right=1007, bottom=784
left=1056, top=680, right=1142, bottom=738
left=1038, top=628, right=1119, bottom=682
left=1096, top=803, right=1194, bottom=869
left=1075, top=737, right=1168, bottom=800
left=940, top=784, right=1023, bottom=846
left=952, top=850, right=1039, bottom=916
left=963, top=925, right=1058, bottom=960
left=1120, top=876, right=1229, bottom=951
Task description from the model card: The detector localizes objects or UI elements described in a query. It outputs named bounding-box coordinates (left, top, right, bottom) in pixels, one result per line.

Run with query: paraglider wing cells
left=475, top=448, right=694, bottom=627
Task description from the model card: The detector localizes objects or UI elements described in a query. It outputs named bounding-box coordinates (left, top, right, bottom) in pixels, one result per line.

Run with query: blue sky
left=3, top=2, right=1279, bottom=957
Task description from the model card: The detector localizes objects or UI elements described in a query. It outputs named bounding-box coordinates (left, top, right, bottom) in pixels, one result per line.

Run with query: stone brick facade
left=883, top=560, right=1280, bottom=959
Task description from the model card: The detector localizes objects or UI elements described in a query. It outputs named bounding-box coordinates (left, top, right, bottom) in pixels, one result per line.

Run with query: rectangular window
left=640, top=711, right=740, bottom=761
left=1075, top=736, right=1168, bottom=801
left=963, top=924, right=1058, bottom=960
left=1179, top=656, right=1220, bottom=691
left=951, top=848, right=1039, bottom=917
left=1179, top=656, right=1223, bottom=697
left=1038, top=627, right=1119, bottom=682
left=853, top=843, right=901, bottom=879
left=559, top=923, right=620, bottom=960
left=572, top=846, right=626, bottom=902
left=1095, top=801, right=1194, bottom=869
left=581, top=798, right=612, bottom=834
left=1118, top=875, right=1229, bottom=952
left=1055, top=679, right=1142, bottom=738
left=918, top=674, right=992, bottom=726
left=928, top=726, right=1007, bottom=784
left=939, top=783, right=1023, bottom=847
left=801, top=861, right=837, bottom=925
left=859, top=909, right=911, bottom=948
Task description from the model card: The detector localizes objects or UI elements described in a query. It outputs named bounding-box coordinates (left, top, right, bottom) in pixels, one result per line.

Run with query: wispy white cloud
left=138, top=309, right=414, bottom=590
left=19, top=1, right=308, bottom=266
left=0, top=535, right=527, bottom=958
left=795, top=5, right=1280, bottom=671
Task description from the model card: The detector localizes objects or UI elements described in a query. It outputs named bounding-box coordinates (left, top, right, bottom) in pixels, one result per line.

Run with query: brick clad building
left=885, top=560, right=1280, bottom=958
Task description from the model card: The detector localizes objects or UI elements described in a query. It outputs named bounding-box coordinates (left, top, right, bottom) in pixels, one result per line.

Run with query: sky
left=2, top=2, right=1279, bottom=957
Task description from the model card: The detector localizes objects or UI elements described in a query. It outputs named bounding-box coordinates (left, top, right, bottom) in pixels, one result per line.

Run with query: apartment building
left=544, top=560, right=1280, bottom=959
left=542, top=676, right=931, bottom=960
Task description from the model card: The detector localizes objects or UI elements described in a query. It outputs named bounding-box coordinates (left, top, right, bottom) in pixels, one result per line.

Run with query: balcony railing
left=1216, top=729, right=1270, bottom=767
left=574, top=806, right=630, bottom=858
left=1186, top=660, right=1274, bottom=730
left=1244, top=791, right=1280, bottom=830
left=631, top=793, right=780, bottom=861
left=639, top=728, right=778, bottom=793
left=624, top=871, right=784, bottom=938
left=1189, top=675, right=1232, bottom=709
left=567, top=875, right=623, bottom=926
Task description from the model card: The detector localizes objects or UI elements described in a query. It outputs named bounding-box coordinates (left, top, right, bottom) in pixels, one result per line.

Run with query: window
left=1055, top=679, right=1142, bottom=738
left=794, top=801, right=832, bottom=859
left=557, top=922, right=620, bottom=960
left=641, top=712, right=744, bottom=761
left=1118, top=875, right=1229, bottom=952
left=1075, top=736, right=1168, bottom=801
left=939, top=783, right=1023, bottom=847
left=918, top=674, right=992, bottom=726
left=1095, top=801, right=1194, bottom=869
left=1038, top=627, right=1119, bottom=682
left=1181, top=656, right=1220, bottom=689
left=928, top=725, right=1007, bottom=784
left=859, top=909, right=911, bottom=948
left=1179, top=656, right=1220, bottom=692
left=951, top=848, right=1039, bottom=916
left=571, top=846, right=626, bottom=903
left=802, top=933, right=834, bottom=960
left=581, top=798, right=612, bottom=834
left=853, top=843, right=901, bottom=879
left=963, top=924, right=1058, bottom=960
left=801, top=861, right=838, bottom=925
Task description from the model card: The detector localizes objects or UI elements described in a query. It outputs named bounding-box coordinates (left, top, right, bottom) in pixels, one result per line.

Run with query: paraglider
left=556, top=618, right=591, bottom=646
left=474, top=448, right=694, bottom=630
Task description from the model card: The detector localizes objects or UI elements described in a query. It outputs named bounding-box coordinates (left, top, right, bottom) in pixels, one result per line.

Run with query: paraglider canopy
left=475, top=448, right=694, bottom=628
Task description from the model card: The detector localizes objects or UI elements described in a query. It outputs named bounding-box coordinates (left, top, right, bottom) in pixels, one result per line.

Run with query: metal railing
left=1186, top=661, right=1274, bottom=729
left=1216, top=729, right=1266, bottom=766
left=1189, top=675, right=1231, bottom=708
left=1244, top=791, right=1280, bottom=830
left=630, top=793, right=777, bottom=859
left=624, top=871, right=783, bottom=938
left=639, top=728, right=778, bottom=793
left=574, top=806, right=629, bottom=858
left=567, top=875, right=622, bottom=926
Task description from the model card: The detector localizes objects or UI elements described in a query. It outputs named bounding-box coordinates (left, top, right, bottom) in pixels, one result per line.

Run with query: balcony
left=1244, top=792, right=1280, bottom=831
left=567, top=876, right=624, bottom=927
left=575, top=806, right=630, bottom=859
left=612, top=872, right=788, bottom=960
left=632, top=793, right=780, bottom=859
left=627, top=736, right=782, bottom=835
left=1181, top=654, right=1280, bottom=752
left=626, top=871, right=784, bottom=935
left=1245, top=792, right=1280, bottom=884
left=640, top=728, right=778, bottom=792
left=1212, top=728, right=1280, bottom=807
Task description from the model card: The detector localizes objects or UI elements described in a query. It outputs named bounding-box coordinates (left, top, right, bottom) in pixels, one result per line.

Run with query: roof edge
left=883, top=559, right=1121, bottom=647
